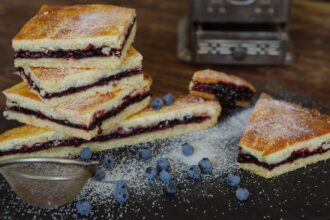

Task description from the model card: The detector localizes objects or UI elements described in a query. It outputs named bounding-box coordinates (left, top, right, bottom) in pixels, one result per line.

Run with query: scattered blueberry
left=198, top=158, right=212, bottom=174
left=115, top=188, right=129, bottom=204
left=156, top=158, right=170, bottom=171
left=187, top=165, right=201, bottom=180
left=151, top=98, right=163, bottom=110
left=181, top=143, right=194, bottom=156
left=227, top=173, right=240, bottom=187
left=163, top=93, right=175, bottom=106
left=116, top=180, right=127, bottom=191
left=102, top=155, right=114, bottom=169
left=163, top=183, right=177, bottom=197
left=93, top=168, right=106, bottom=181
left=139, top=147, right=152, bottom=161
left=235, top=187, right=250, bottom=201
left=79, top=147, right=92, bottom=160
left=159, top=170, right=172, bottom=183
left=76, top=200, right=91, bottom=216
left=144, top=167, right=157, bottom=180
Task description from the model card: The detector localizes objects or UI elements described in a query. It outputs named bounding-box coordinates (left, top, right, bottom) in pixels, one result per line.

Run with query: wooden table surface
left=0, top=0, right=329, bottom=113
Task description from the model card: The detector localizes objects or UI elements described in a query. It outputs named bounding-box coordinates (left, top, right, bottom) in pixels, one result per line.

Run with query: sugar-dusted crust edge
left=239, top=93, right=330, bottom=164
left=12, top=4, right=136, bottom=51
left=0, top=116, right=218, bottom=161
left=238, top=150, right=330, bottom=178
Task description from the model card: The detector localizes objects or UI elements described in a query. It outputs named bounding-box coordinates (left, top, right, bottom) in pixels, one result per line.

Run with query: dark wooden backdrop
left=0, top=0, right=329, bottom=112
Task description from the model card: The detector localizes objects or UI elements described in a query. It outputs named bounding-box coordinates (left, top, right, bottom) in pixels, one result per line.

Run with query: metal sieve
left=0, top=157, right=98, bottom=208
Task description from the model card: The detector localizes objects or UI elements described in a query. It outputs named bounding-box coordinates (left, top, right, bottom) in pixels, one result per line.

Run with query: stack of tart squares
left=0, top=4, right=221, bottom=161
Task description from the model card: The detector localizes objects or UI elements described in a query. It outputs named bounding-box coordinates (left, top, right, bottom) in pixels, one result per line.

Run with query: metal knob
left=226, top=0, right=256, bottom=6
left=232, top=47, right=247, bottom=61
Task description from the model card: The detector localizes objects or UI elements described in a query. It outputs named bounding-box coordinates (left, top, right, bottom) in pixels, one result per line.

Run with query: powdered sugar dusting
left=241, top=94, right=330, bottom=153
left=1, top=106, right=330, bottom=219
left=0, top=108, right=252, bottom=219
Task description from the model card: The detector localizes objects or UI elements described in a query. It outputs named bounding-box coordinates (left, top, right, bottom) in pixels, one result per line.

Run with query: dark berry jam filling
left=93, top=115, right=209, bottom=142
left=192, top=82, right=254, bottom=108
left=18, top=67, right=143, bottom=99
left=7, top=91, right=151, bottom=131
left=238, top=143, right=330, bottom=170
left=14, top=18, right=136, bottom=59
left=0, top=115, right=210, bottom=157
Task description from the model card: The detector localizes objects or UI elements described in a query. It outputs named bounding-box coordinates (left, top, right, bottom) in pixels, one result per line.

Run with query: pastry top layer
left=0, top=125, right=67, bottom=152
left=191, top=69, right=256, bottom=92
left=0, top=125, right=52, bottom=144
left=240, top=93, right=330, bottom=157
left=12, top=4, right=136, bottom=51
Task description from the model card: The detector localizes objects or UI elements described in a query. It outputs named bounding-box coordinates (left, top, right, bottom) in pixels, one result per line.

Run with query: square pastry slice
left=17, top=48, right=143, bottom=104
left=189, top=69, right=256, bottom=108
left=238, top=93, right=330, bottom=178
left=0, top=96, right=221, bottom=161
left=13, top=4, right=136, bottom=68
left=3, top=76, right=151, bottom=140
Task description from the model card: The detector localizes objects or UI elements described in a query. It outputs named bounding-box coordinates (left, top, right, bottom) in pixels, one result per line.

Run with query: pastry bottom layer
left=238, top=150, right=330, bottom=178
left=0, top=115, right=213, bottom=160
left=191, top=82, right=254, bottom=108
left=238, top=144, right=330, bottom=170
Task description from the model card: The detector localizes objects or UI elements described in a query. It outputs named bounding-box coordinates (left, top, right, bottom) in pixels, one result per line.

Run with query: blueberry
left=79, top=147, right=92, bottom=160
left=235, top=187, right=250, bottom=201
left=163, top=93, right=175, bottom=106
left=144, top=167, right=157, bottom=180
left=76, top=200, right=91, bottom=216
left=93, top=168, right=106, bottom=181
left=139, top=147, right=152, bottom=161
left=181, top=143, right=194, bottom=156
left=115, top=189, right=129, bottom=204
left=187, top=165, right=201, bottom=179
left=227, top=173, right=240, bottom=187
left=198, top=158, right=212, bottom=174
left=116, top=180, right=127, bottom=191
left=102, top=155, right=114, bottom=169
left=163, top=183, right=177, bottom=197
left=157, top=158, right=170, bottom=171
left=159, top=170, right=172, bottom=183
left=151, top=98, right=163, bottom=110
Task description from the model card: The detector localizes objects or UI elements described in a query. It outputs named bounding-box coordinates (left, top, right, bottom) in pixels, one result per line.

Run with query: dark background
left=0, top=1, right=329, bottom=219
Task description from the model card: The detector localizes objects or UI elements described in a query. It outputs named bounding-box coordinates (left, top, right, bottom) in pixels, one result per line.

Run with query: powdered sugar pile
left=0, top=108, right=253, bottom=219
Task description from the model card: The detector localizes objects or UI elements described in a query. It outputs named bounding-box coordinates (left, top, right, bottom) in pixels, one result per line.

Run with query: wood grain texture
left=0, top=0, right=329, bottom=113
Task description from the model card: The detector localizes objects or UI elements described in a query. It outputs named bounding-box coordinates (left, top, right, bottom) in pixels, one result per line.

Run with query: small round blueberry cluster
left=151, top=93, right=175, bottom=110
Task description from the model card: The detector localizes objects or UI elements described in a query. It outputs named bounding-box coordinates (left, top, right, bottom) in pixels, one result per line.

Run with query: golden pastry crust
left=13, top=4, right=136, bottom=51
left=191, top=69, right=256, bottom=92
left=240, top=93, right=330, bottom=156
left=0, top=125, right=52, bottom=144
